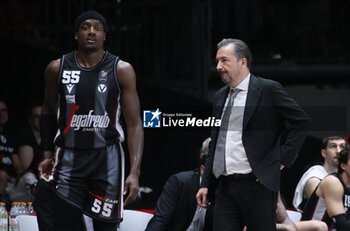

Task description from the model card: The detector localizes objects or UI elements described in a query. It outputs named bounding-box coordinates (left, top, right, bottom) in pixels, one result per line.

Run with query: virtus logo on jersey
left=64, top=106, right=110, bottom=132
left=97, top=84, right=107, bottom=93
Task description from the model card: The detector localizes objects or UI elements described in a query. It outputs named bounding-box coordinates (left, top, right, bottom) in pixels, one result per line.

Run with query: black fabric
left=213, top=176, right=277, bottom=231
left=332, top=213, right=350, bottom=231
left=34, top=180, right=54, bottom=231
left=202, top=75, right=310, bottom=193
left=55, top=51, right=121, bottom=149
left=92, top=219, right=118, bottom=231
left=200, top=74, right=310, bottom=228
left=74, top=11, right=107, bottom=32
left=40, top=114, right=57, bottom=151
left=52, top=145, right=122, bottom=223
left=0, top=130, right=17, bottom=177
left=17, top=127, right=43, bottom=176
left=52, top=191, right=86, bottom=231
left=146, top=169, right=213, bottom=231
left=52, top=190, right=117, bottom=231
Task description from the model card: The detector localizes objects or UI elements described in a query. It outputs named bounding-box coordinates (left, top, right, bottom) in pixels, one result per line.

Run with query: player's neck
left=76, top=49, right=105, bottom=68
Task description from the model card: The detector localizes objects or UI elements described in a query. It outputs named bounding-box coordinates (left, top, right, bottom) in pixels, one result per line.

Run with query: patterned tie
left=212, top=88, right=240, bottom=178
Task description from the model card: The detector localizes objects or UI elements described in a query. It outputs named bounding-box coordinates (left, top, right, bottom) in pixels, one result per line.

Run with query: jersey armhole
left=56, top=55, right=66, bottom=85
left=113, top=57, right=121, bottom=92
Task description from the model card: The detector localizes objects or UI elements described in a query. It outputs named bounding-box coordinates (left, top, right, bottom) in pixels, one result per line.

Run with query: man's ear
left=321, top=149, right=326, bottom=159
left=240, top=58, right=248, bottom=69
left=341, top=162, right=346, bottom=172
left=74, top=32, right=78, bottom=41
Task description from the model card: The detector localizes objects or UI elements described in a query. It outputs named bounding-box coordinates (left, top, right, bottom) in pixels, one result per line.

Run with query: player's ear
left=341, top=162, right=347, bottom=172
left=74, top=32, right=78, bottom=41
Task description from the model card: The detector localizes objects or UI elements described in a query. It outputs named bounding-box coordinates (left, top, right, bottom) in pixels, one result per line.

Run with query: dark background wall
left=0, top=0, right=349, bottom=208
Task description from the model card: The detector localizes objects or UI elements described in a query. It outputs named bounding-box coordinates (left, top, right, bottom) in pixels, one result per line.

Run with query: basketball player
left=40, top=11, right=143, bottom=231
left=301, top=148, right=350, bottom=231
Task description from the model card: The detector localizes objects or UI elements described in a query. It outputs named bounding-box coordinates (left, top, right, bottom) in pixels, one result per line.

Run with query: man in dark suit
left=196, top=38, right=311, bottom=231
left=146, top=138, right=212, bottom=231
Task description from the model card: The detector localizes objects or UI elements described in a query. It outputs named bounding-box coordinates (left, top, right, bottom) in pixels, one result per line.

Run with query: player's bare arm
left=42, top=59, right=60, bottom=115
left=304, top=177, right=322, bottom=199
left=117, top=60, right=144, bottom=206
left=318, top=175, right=345, bottom=217
left=40, top=59, right=60, bottom=175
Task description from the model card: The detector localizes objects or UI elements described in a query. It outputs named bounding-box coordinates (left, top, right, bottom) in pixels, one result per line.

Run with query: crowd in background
left=0, top=100, right=42, bottom=210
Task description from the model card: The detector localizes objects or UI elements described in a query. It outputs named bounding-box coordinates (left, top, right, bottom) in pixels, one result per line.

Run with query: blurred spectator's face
left=30, top=106, right=42, bottom=132
left=0, top=101, right=8, bottom=127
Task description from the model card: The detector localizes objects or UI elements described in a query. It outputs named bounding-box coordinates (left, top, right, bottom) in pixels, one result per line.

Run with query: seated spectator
left=17, top=103, right=43, bottom=177
left=6, top=103, right=43, bottom=202
left=146, top=137, right=213, bottom=231
left=301, top=148, right=350, bottom=230
left=0, top=100, right=21, bottom=200
left=293, top=136, right=345, bottom=211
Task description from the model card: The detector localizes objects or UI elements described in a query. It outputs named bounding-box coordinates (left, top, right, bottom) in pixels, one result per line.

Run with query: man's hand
left=123, top=173, right=139, bottom=206
left=196, top=187, right=209, bottom=208
left=38, top=158, right=54, bottom=181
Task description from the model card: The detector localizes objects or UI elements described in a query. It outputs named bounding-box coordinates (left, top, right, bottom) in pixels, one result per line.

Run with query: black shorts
left=52, top=144, right=124, bottom=223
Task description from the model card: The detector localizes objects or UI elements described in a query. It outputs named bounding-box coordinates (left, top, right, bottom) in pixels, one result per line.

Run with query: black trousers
left=34, top=180, right=54, bottom=231
left=213, top=174, right=277, bottom=231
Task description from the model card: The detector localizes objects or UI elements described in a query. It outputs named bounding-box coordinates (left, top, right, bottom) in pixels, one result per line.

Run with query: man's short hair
left=321, top=136, right=344, bottom=149
left=217, top=38, right=252, bottom=69
left=337, top=148, right=350, bottom=173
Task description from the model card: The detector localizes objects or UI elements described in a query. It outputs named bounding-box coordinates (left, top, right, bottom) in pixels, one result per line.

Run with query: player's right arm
left=42, top=59, right=60, bottom=116
left=39, top=59, right=60, bottom=177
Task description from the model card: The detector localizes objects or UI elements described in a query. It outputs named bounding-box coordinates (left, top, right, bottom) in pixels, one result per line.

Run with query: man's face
left=0, top=102, right=8, bottom=126
left=74, top=19, right=106, bottom=51
left=216, top=44, right=243, bottom=85
left=322, top=139, right=346, bottom=168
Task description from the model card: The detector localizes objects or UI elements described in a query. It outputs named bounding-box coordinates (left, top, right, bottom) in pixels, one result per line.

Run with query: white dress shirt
left=223, top=74, right=252, bottom=175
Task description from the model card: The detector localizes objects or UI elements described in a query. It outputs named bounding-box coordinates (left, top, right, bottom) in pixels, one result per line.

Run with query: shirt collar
left=231, top=73, right=250, bottom=91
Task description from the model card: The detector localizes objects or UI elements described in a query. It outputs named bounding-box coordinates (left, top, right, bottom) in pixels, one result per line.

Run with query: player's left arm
left=319, top=175, right=350, bottom=231
left=319, top=175, right=345, bottom=217
left=117, top=60, right=144, bottom=206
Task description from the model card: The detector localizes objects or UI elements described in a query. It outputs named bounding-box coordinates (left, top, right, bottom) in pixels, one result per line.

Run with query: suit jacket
left=202, top=74, right=311, bottom=195
left=146, top=169, right=212, bottom=231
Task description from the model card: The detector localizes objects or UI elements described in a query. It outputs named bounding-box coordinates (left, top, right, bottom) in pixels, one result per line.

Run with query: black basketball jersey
left=301, top=172, right=350, bottom=230
left=54, top=51, right=124, bottom=149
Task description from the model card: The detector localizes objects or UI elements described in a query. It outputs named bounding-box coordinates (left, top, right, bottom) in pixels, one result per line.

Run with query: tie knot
left=230, top=88, right=240, bottom=98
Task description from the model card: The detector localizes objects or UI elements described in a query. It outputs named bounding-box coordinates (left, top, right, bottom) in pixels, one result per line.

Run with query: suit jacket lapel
left=243, top=75, right=262, bottom=130
left=214, top=85, right=230, bottom=119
